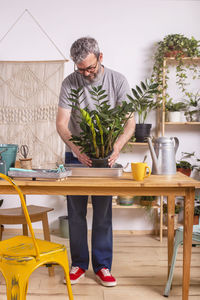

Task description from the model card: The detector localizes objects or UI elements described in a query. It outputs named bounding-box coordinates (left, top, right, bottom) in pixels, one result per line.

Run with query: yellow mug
left=131, top=162, right=151, bottom=181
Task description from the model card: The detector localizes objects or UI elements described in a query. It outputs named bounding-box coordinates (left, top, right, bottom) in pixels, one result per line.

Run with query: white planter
left=168, top=111, right=182, bottom=122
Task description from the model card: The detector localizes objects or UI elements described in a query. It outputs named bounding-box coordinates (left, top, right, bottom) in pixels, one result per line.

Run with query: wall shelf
left=88, top=203, right=159, bottom=209
left=127, top=142, right=148, bottom=146
left=165, top=122, right=200, bottom=125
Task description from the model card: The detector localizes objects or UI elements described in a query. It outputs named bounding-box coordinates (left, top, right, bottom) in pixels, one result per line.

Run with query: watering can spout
left=147, top=137, right=159, bottom=174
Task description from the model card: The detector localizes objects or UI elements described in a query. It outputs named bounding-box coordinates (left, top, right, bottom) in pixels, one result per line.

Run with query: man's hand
left=108, top=147, right=120, bottom=167
left=73, top=147, right=92, bottom=167
left=108, top=115, right=136, bottom=167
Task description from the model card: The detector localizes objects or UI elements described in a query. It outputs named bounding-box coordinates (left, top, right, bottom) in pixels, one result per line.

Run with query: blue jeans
left=65, top=152, right=113, bottom=273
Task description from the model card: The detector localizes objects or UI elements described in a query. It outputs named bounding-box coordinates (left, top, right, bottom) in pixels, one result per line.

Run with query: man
left=56, top=37, right=135, bottom=287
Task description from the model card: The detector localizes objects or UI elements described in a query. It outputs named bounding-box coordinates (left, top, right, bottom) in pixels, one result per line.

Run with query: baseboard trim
left=2, top=228, right=158, bottom=236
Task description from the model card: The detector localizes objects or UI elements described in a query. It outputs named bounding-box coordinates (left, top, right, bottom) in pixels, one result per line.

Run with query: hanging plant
left=151, top=34, right=200, bottom=102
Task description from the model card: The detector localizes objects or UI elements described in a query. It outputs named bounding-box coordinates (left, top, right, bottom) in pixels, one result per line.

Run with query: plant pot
left=117, top=196, right=134, bottom=206
left=90, top=154, right=111, bottom=168
left=177, top=167, right=191, bottom=177
left=164, top=50, right=185, bottom=58
left=168, top=111, right=182, bottom=122
left=135, top=124, right=152, bottom=143
left=193, top=215, right=199, bottom=225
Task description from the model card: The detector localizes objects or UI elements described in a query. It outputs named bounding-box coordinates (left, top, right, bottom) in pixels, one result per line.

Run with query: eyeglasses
left=74, top=57, right=99, bottom=74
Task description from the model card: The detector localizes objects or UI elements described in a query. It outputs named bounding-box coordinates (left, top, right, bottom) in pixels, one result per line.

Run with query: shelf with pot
left=161, top=57, right=200, bottom=136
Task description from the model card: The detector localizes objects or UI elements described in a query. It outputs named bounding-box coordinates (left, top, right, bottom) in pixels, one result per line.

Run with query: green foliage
left=184, top=91, right=200, bottom=121
left=165, top=99, right=187, bottom=112
left=194, top=206, right=200, bottom=216
left=127, top=79, right=159, bottom=123
left=151, top=34, right=200, bottom=102
left=163, top=202, right=182, bottom=214
left=185, top=91, right=200, bottom=107
left=67, top=85, right=134, bottom=159
left=176, top=152, right=195, bottom=170
left=140, top=196, right=156, bottom=202
left=176, top=160, right=193, bottom=170
left=158, top=34, right=200, bottom=57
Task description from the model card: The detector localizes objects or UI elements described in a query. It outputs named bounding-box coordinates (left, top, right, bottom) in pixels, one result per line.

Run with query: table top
left=0, top=172, right=199, bottom=196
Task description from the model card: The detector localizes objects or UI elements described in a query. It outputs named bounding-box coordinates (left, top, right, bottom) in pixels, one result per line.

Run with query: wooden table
left=0, top=172, right=199, bottom=300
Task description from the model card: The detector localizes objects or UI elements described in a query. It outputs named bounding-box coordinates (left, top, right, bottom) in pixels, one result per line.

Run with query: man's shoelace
left=70, top=266, right=79, bottom=274
left=101, top=268, right=111, bottom=277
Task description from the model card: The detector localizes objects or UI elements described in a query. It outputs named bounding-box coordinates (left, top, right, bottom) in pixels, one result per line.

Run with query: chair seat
left=0, top=205, right=53, bottom=224
left=0, top=235, right=65, bottom=260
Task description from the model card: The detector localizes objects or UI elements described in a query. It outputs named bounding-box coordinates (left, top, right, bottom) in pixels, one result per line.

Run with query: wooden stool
left=0, top=202, right=54, bottom=276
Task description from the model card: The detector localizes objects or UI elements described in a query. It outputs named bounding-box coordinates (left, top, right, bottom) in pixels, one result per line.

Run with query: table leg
left=160, top=195, right=164, bottom=242
left=167, top=194, right=175, bottom=276
left=182, top=188, right=195, bottom=300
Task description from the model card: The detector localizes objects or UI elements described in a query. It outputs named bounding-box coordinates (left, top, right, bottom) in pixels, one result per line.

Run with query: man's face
left=75, top=53, right=103, bottom=83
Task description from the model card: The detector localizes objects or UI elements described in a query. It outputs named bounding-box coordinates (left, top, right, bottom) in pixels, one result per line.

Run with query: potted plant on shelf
left=127, top=79, right=159, bottom=142
left=67, top=85, right=134, bottom=167
left=140, top=196, right=157, bottom=207
left=165, top=99, right=187, bottom=122
left=176, top=151, right=195, bottom=176
left=194, top=205, right=200, bottom=225
left=151, top=33, right=200, bottom=102
left=184, top=91, right=200, bottom=122
left=163, top=201, right=182, bottom=227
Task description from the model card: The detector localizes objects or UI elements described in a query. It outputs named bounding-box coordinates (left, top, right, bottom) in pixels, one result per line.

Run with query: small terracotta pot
left=193, top=215, right=199, bottom=225
left=164, top=50, right=185, bottom=58
left=177, top=168, right=191, bottom=177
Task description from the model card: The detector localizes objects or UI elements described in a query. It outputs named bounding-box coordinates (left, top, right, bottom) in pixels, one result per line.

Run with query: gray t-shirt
left=59, top=66, right=131, bottom=136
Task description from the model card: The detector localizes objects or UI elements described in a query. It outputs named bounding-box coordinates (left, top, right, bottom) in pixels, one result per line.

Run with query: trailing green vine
left=151, top=34, right=200, bottom=104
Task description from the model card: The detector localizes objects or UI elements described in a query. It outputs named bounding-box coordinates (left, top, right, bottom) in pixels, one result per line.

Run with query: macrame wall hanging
left=0, top=9, right=68, bottom=168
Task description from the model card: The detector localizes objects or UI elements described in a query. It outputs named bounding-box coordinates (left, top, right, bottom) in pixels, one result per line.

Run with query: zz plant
left=127, top=79, right=159, bottom=123
left=67, top=86, right=134, bottom=159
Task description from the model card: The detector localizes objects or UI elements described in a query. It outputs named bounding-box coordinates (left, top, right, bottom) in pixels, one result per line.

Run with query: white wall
left=0, top=0, right=199, bottom=231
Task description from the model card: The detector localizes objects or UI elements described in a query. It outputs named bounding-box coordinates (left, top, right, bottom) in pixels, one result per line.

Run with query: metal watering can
left=147, top=137, right=179, bottom=175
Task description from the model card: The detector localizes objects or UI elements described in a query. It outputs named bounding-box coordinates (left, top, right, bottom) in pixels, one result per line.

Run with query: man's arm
left=56, top=106, right=92, bottom=166
left=108, top=114, right=136, bottom=167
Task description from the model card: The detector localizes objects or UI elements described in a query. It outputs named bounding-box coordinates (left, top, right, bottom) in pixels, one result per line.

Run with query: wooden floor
left=0, top=231, right=200, bottom=300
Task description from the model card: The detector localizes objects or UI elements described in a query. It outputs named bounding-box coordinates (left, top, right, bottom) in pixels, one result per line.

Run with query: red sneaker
left=96, top=268, right=117, bottom=287
left=64, top=266, right=85, bottom=285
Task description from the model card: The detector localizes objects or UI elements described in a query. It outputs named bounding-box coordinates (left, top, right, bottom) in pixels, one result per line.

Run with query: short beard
left=83, top=63, right=102, bottom=85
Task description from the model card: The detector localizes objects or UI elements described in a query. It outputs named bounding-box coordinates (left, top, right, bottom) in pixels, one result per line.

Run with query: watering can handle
left=173, top=137, right=179, bottom=153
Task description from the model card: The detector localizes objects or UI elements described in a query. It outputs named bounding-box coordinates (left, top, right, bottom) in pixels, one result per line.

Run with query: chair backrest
left=0, top=173, right=40, bottom=258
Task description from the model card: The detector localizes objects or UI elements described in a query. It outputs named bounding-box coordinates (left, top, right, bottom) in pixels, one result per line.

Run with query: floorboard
left=0, top=231, right=199, bottom=299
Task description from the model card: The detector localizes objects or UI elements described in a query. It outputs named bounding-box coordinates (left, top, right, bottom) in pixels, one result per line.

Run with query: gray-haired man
left=56, top=37, right=135, bottom=286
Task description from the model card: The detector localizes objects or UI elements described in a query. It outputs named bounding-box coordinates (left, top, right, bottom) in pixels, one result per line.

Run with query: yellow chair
left=0, top=173, right=73, bottom=300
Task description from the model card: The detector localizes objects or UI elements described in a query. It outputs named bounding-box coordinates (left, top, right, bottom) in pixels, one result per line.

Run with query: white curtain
left=0, top=61, right=65, bottom=169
